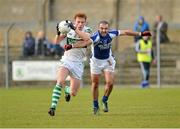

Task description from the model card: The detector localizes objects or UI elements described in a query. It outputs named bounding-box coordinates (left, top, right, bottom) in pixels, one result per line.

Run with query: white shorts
left=58, top=58, right=84, bottom=80
left=90, top=56, right=116, bottom=74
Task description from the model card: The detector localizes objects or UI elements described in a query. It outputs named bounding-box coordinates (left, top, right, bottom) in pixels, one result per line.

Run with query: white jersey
left=61, top=26, right=92, bottom=62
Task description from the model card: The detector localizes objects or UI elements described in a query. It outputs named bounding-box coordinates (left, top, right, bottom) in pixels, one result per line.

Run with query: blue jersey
left=90, top=29, right=120, bottom=59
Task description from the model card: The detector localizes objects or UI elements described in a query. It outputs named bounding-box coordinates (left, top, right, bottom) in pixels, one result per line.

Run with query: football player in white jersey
left=66, top=20, right=151, bottom=115
left=48, top=13, right=92, bottom=116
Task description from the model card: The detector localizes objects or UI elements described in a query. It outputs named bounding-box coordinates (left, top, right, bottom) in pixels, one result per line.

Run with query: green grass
left=0, top=86, right=180, bottom=128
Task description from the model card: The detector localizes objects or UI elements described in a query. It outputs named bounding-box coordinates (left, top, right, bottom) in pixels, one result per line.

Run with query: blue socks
left=93, top=100, right=99, bottom=108
left=102, top=95, right=108, bottom=102
left=93, top=96, right=109, bottom=109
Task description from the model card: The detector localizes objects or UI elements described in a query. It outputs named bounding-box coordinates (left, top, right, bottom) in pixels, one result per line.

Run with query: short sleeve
left=85, top=27, right=92, bottom=34
left=90, top=32, right=99, bottom=43
left=109, top=29, right=120, bottom=38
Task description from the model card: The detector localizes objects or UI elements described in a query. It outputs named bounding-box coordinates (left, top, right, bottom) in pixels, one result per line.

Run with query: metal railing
left=156, top=24, right=161, bottom=88
left=4, top=23, right=15, bottom=89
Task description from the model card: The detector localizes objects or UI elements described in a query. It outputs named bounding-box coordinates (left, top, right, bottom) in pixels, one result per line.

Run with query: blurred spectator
left=35, top=30, right=53, bottom=56
left=135, top=35, right=156, bottom=88
left=22, top=31, right=35, bottom=57
left=46, top=42, right=64, bottom=57
left=35, top=30, right=64, bottom=57
left=53, top=44, right=64, bottom=57
left=152, top=15, right=169, bottom=44
left=133, top=16, right=150, bottom=43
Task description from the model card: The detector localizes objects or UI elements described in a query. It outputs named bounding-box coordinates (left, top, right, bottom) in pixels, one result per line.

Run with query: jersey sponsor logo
left=85, top=28, right=92, bottom=34
left=67, top=38, right=83, bottom=44
left=97, top=42, right=111, bottom=50
left=67, top=38, right=77, bottom=44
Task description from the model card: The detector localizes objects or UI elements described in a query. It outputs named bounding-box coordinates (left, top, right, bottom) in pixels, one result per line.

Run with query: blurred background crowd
left=0, top=0, right=180, bottom=87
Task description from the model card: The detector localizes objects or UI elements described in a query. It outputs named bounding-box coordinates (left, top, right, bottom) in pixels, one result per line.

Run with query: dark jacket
left=23, top=36, right=35, bottom=56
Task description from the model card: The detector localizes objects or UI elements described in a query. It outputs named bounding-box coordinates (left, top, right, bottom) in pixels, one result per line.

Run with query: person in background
left=135, top=35, right=156, bottom=88
left=35, top=30, right=53, bottom=56
left=53, top=44, right=64, bottom=58
left=134, top=16, right=150, bottom=43
left=22, top=31, right=35, bottom=58
left=152, top=15, right=169, bottom=45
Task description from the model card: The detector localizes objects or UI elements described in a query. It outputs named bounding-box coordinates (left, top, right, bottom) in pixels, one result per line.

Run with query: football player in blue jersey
left=64, top=20, right=151, bottom=115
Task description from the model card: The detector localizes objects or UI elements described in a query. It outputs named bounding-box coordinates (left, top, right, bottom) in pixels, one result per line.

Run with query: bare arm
left=64, top=38, right=92, bottom=51
left=73, top=38, right=92, bottom=48
left=71, top=27, right=92, bottom=48
left=74, top=29, right=91, bottom=41
left=120, top=30, right=141, bottom=36
left=53, top=29, right=90, bottom=44
left=120, top=30, right=151, bottom=37
left=67, top=21, right=91, bottom=41
left=53, top=34, right=66, bottom=44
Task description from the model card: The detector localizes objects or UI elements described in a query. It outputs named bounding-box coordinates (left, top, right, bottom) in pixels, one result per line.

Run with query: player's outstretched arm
left=75, top=29, right=91, bottom=41
left=64, top=39, right=92, bottom=51
left=73, top=38, right=92, bottom=48
left=120, top=30, right=151, bottom=37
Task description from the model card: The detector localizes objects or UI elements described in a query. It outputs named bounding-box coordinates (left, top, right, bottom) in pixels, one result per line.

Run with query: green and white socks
left=50, top=84, right=62, bottom=109
left=50, top=84, right=71, bottom=109
left=64, top=85, right=70, bottom=94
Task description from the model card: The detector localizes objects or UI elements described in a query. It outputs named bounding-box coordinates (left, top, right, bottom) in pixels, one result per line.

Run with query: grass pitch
left=0, top=86, right=180, bottom=128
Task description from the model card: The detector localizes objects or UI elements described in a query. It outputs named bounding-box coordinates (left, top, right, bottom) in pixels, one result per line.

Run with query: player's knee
left=92, top=82, right=99, bottom=87
left=106, top=81, right=113, bottom=87
left=92, top=82, right=99, bottom=89
left=57, top=79, right=66, bottom=86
